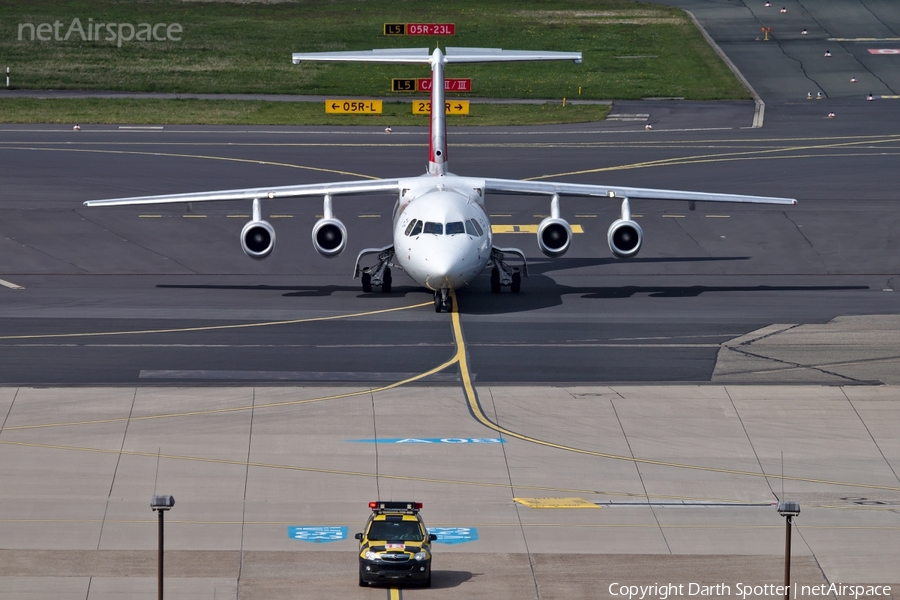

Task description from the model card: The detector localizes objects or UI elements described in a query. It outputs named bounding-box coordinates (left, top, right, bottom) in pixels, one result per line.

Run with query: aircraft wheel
left=490, top=268, right=501, bottom=293
left=434, top=292, right=443, bottom=312
left=442, top=295, right=452, bottom=312
left=361, top=272, right=372, bottom=293
left=511, top=272, right=521, bottom=293
left=382, top=268, right=392, bottom=293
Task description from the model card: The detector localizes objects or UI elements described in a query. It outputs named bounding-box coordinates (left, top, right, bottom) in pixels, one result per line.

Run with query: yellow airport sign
left=412, top=100, right=470, bottom=115
left=325, top=100, right=383, bottom=114
left=492, top=224, right=585, bottom=234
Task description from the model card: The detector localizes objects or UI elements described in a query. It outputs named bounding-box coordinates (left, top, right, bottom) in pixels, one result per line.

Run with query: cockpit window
left=470, top=219, right=484, bottom=237
left=408, top=220, right=423, bottom=236
left=423, top=222, right=443, bottom=235
left=404, top=219, right=419, bottom=236
left=446, top=221, right=465, bottom=235
left=465, top=220, right=478, bottom=236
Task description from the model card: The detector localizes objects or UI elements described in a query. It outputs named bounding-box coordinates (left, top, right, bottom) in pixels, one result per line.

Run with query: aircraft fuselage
left=392, top=175, right=492, bottom=291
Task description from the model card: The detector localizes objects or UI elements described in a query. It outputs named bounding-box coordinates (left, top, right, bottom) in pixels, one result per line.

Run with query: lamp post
left=151, top=495, right=175, bottom=600
left=777, top=500, right=800, bottom=600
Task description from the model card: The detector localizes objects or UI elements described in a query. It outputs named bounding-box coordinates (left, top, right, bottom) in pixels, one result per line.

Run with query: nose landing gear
left=433, top=288, right=452, bottom=313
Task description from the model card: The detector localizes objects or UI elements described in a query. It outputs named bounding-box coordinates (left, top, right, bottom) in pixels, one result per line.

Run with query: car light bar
left=369, top=501, right=423, bottom=511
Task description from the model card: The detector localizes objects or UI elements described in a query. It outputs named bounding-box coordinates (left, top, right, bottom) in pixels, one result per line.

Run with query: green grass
left=0, top=97, right=610, bottom=126
left=0, top=0, right=747, bottom=124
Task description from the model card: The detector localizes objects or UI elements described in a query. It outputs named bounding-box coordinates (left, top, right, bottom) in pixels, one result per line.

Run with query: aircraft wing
left=83, top=179, right=403, bottom=207
left=482, top=178, right=797, bottom=205
left=444, top=47, right=582, bottom=64
left=292, top=48, right=431, bottom=64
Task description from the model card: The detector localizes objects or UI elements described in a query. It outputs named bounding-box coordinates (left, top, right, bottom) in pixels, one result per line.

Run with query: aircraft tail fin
left=291, top=47, right=582, bottom=176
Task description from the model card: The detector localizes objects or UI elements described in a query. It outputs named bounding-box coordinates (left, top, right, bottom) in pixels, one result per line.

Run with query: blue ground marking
left=429, top=527, right=478, bottom=544
left=288, top=526, right=348, bottom=543
left=347, top=438, right=505, bottom=444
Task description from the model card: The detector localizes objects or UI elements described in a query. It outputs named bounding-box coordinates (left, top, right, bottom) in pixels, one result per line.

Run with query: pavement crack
left=843, top=388, right=900, bottom=485
left=737, top=324, right=800, bottom=347
left=609, top=395, right=671, bottom=554
left=96, top=389, right=137, bottom=550
left=0, top=388, right=16, bottom=433
left=726, top=344, right=863, bottom=383
left=860, top=0, right=899, bottom=36
left=0, top=233, right=90, bottom=274
left=783, top=211, right=814, bottom=249
left=795, top=0, right=894, bottom=94
left=725, top=387, right=778, bottom=500
left=75, top=209, right=199, bottom=274
left=370, top=391, right=381, bottom=501
left=782, top=211, right=830, bottom=272
left=237, top=388, right=256, bottom=597
left=488, top=388, right=540, bottom=599
left=672, top=217, right=703, bottom=248
left=741, top=1, right=822, bottom=91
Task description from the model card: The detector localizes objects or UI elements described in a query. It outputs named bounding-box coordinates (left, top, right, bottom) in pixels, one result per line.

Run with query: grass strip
left=1, top=0, right=748, bottom=101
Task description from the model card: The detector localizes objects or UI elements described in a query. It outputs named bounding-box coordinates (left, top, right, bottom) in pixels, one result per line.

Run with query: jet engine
left=607, top=218, right=643, bottom=259
left=241, top=199, right=275, bottom=260
left=537, top=216, right=572, bottom=257
left=536, top=193, right=572, bottom=258
left=312, top=217, right=347, bottom=258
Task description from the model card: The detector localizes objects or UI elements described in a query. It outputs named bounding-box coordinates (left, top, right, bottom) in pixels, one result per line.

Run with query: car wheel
left=424, top=568, right=432, bottom=588
left=358, top=572, right=368, bottom=587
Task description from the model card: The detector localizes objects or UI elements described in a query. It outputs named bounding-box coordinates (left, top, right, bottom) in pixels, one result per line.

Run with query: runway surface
left=2, top=3, right=900, bottom=598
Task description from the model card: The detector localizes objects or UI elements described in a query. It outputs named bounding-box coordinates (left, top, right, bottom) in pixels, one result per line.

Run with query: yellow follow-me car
left=355, top=501, right=437, bottom=587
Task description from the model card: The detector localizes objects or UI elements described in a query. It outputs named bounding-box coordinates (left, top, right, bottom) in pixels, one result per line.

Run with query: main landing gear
left=354, top=245, right=395, bottom=293
left=434, top=288, right=452, bottom=313
left=489, top=246, right=527, bottom=294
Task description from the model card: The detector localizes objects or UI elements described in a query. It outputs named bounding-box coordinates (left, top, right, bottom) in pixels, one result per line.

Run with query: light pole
left=151, top=495, right=175, bottom=600
left=777, top=500, right=800, bottom=600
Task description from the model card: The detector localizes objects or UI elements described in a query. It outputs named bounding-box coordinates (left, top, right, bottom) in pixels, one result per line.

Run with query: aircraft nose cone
left=424, top=241, right=471, bottom=290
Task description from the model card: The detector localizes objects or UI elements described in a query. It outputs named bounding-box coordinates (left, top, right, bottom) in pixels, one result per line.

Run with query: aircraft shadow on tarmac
left=155, top=255, right=868, bottom=316
left=155, top=283, right=424, bottom=298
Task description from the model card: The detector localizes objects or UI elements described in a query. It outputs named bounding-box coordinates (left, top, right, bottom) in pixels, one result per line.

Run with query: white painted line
left=0, top=278, right=24, bottom=290
left=118, top=126, right=164, bottom=130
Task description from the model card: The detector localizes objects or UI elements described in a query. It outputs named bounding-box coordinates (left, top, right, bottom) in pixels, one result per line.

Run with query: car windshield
left=422, top=222, right=443, bottom=235
left=368, top=520, right=423, bottom=542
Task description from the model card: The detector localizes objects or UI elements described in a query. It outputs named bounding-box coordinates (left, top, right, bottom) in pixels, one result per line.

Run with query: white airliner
left=85, top=47, right=797, bottom=312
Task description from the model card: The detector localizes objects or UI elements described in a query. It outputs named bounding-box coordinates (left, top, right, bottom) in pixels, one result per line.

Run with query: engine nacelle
left=536, top=217, right=572, bottom=258
left=241, top=219, right=275, bottom=260
left=607, top=218, right=643, bottom=259
left=312, top=217, right=347, bottom=258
